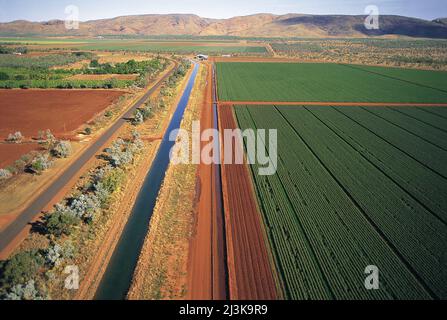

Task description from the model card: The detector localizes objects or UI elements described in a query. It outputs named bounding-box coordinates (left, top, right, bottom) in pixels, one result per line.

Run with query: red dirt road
left=0, top=89, right=125, bottom=140
left=187, top=63, right=227, bottom=300
left=219, top=101, right=447, bottom=107
left=218, top=104, right=277, bottom=300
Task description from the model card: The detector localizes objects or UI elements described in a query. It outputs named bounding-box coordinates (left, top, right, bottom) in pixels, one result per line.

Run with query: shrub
left=51, top=140, right=72, bottom=158
left=93, top=182, right=112, bottom=208
left=99, top=168, right=125, bottom=194
left=38, top=129, right=56, bottom=149
left=45, top=208, right=80, bottom=237
left=84, top=127, right=92, bottom=135
left=6, top=131, right=23, bottom=143
left=13, top=159, right=27, bottom=172
left=132, top=110, right=144, bottom=125
left=2, top=280, right=46, bottom=300
left=0, top=250, right=44, bottom=289
left=4, top=165, right=18, bottom=175
left=44, top=243, right=64, bottom=268
left=29, top=153, right=52, bottom=174
left=0, top=168, right=12, bottom=180
left=69, top=193, right=101, bottom=223
left=0, top=71, right=9, bottom=80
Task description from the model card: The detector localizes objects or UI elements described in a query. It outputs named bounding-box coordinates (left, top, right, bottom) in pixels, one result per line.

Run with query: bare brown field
left=218, top=104, right=277, bottom=300
left=0, top=143, right=41, bottom=168
left=0, top=89, right=126, bottom=140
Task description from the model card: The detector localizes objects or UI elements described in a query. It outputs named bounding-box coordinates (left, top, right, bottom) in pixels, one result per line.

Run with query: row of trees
left=0, top=131, right=144, bottom=299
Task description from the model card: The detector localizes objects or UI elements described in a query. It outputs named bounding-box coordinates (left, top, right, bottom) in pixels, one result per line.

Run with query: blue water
left=94, top=62, right=199, bottom=300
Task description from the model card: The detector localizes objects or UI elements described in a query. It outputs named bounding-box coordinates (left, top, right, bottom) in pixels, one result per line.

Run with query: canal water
left=94, top=62, right=199, bottom=300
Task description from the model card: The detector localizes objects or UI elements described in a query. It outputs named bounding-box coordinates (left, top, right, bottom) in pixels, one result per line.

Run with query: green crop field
left=79, top=43, right=267, bottom=54
left=217, top=62, right=447, bottom=103
left=347, top=64, right=447, bottom=92
left=235, top=105, right=447, bottom=299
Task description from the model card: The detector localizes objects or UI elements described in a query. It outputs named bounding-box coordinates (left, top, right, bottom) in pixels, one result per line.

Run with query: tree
left=132, top=110, right=144, bottom=125
left=0, top=250, right=44, bottom=289
left=69, top=193, right=101, bottom=223
left=0, top=168, right=11, bottom=180
left=44, top=243, right=64, bottom=268
left=2, top=280, right=46, bottom=300
left=0, top=72, right=9, bottom=80
left=89, top=59, right=100, bottom=68
left=29, top=154, right=52, bottom=174
left=45, top=209, right=80, bottom=237
left=51, top=140, right=72, bottom=158
left=38, top=129, right=56, bottom=150
left=6, top=131, right=23, bottom=143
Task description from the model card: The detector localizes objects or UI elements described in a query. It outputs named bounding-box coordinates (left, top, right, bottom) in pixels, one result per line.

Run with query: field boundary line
left=219, top=102, right=447, bottom=107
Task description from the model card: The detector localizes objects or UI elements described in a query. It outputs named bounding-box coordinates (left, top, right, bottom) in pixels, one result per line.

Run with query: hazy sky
left=0, top=0, right=446, bottom=22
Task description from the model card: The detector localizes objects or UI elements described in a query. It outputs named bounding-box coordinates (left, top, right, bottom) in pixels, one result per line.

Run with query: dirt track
left=187, top=62, right=227, bottom=300
left=218, top=104, right=277, bottom=300
left=219, top=101, right=447, bottom=107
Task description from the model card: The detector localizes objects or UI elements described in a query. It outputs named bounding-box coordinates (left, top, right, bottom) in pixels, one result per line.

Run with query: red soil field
left=0, top=143, right=41, bottom=168
left=0, top=89, right=125, bottom=140
left=218, top=104, right=277, bottom=300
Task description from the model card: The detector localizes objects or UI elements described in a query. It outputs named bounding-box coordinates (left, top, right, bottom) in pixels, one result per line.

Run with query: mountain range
left=1, top=13, right=447, bottom=39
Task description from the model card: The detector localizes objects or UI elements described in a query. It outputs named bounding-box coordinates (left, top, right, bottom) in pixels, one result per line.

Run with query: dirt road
left=0, top=63, right=178, bottom=259
left=187, top=62, right=228, bottom=300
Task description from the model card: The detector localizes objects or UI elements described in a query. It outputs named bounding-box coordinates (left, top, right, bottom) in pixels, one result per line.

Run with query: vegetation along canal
left=95, top=62, right=199, bottom=300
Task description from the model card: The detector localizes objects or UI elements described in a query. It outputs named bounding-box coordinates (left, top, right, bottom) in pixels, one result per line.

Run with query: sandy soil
left=218, top=104, right=278, bottom=300
left=0, top=89, right=125, bottom=140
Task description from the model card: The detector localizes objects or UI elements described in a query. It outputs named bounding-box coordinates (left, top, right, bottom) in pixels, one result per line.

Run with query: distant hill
left=1, top=13, right=447, bottom=39
left=433, top=18, right=447, bottom=25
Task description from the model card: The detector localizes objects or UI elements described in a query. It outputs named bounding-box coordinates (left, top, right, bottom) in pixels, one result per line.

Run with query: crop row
left=235, top=105, right=447, bottom=299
